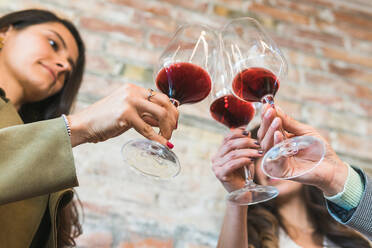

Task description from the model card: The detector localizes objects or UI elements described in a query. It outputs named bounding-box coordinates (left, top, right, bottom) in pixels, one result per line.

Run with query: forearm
left=0, top=118, right=78, bottom=204
left=217, top=202, right=248, bottom=248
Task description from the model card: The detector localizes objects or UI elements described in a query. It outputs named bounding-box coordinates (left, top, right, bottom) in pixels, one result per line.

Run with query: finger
left=260, top=117, right=282, bottom=152
left=274, top=130, right=284, bottom=145
left=275, top=106, right=312, bottom=135
left=223, top=129, right=251, bottom=144
left=260, top=103, right=272, bottom=119
left=219, top=137, right=261, bottom=158
left=137, top=99, right=176, bottom=140
left=130, top=113, right=168, bottom=145
left=142, top=113, right=159, bottom=126
left=219, top=158, right=253, bottom=179
left=148, top=90, right=179, bottom=128
left=215, top=148, right=263, bottom=168
left=257, top=107, right=276, bottom=141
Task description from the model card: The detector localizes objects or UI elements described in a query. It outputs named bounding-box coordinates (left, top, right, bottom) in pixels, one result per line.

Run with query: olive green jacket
left=0, top=97, right=78, bottom=247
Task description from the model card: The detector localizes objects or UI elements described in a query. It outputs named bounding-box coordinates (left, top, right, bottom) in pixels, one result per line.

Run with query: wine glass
left=221, top=17, right=326, bottom=179
left=209, top=67, right=278, bottom=205
left=121, top=24, right=219, bottom=179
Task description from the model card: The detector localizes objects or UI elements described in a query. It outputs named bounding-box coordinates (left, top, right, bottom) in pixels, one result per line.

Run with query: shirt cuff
left=324, top=163, right=364, bottom=210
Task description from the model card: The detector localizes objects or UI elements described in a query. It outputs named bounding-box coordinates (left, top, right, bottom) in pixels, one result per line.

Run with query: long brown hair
left=247, top=128, right=370, bottom=248
left=0, top=9, right=85, bottom=246
left=247, top=186, right=371, bottom=248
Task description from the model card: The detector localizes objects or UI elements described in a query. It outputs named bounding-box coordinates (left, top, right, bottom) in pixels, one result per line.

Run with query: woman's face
left=0, top=22, right=79, bottom=102
left=254, top=157, right=303, bottom=198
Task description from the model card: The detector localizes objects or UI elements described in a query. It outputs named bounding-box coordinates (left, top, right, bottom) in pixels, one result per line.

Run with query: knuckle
left=142, top=124, right=154, bottom=136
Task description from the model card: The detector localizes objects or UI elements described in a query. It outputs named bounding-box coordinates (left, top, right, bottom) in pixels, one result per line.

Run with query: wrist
left=322, top=159, right=348, bottom=196
left=67, top=114, right=90, bottom=147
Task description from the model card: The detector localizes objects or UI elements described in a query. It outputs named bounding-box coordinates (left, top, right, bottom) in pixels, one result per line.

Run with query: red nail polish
left=166, top=141, right=174, bottom=149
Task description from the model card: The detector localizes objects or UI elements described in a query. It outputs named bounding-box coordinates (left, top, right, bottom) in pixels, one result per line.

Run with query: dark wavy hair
left=247, top=127, right=371, bottom=248
left=0, top=9, right=85, bottom=247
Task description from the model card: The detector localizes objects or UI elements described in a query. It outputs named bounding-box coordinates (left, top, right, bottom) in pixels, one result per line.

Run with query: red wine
left=232, top=67, right=279, bottom=102
left=210, top=94, right=255, bottom=129
left=155, top=62, right=212, bottom=105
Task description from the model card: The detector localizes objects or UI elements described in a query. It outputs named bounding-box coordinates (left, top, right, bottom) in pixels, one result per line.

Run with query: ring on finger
left=147, top=88, right=155, bottom=101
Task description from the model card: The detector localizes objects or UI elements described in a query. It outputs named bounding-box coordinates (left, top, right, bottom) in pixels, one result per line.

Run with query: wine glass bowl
left=221, top=17, right=287, bottom=104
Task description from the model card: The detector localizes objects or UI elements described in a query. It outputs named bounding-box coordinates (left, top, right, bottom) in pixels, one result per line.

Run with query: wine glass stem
left=244, top=165, right=255, bottom=187
left=262, top=95, right=287, bottom=140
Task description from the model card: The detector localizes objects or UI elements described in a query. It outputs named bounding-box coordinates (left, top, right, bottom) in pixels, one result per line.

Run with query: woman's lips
left=41, top=64, right=57, bottom=83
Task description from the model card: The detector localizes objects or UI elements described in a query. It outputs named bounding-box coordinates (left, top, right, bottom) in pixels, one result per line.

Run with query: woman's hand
left=68, top=83, right=179, bottom=147
left=258, top=105, right=348, bottom=196
left=212, top=128, right=262, bottom=193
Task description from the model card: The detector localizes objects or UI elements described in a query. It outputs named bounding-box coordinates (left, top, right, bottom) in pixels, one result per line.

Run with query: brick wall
left=1, top=0, right=371, bottom=247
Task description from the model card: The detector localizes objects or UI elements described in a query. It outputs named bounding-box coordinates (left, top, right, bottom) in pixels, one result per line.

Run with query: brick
left=76, top=231, right=113, bottom=248
left=110, top=0, right=171, bottom=16
left=291, top=28, right=344, bottom=47
left=322, top=47, right=372, bottom=69
left=121, top=63, right=154, bottom=83
left=333, top=10, right=372, bottom=31
left=272, top=34, right=316, bottom=54
left=80, top=17, right=144, bottom=43
left=248, top=3, right=311, bottom=26
left=81, top=201, right=111, bottom=215
left=80, top=31, right=106, bottom=52
left=275, top=98, right=302, bottom=120
left=148, top=33, right=172, bottom=49
left=105, top=41, right=159, bottom=65
left=159, top=0, right=209, bottom=13
left=213, top=5, right=246, bottom=18
left=118, top=238, right=173, bottom=248
left=333, top=132, right=372, bottom=160
left=328, top=63, right=372, bottom=84
left=286, top=50, right=324, bottom=70
left=79, top=74, right=124, bottom=100
left=350, top=40, right=372, bottom=56
left=265, top=0, right=318, bottom=16
left=85, top=53, right=121, bottom=76
left=316, top=20, right=372, bottom=42
left=302, top=105, right=368, bottom=136
left=132, top=11, right=177, bottom=33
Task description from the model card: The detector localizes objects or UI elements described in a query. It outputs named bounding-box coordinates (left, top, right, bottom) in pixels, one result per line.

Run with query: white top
left=278, top=228, right=340, bottom=248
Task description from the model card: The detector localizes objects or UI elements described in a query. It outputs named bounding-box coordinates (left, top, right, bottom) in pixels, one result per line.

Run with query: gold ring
left=147, top=88, right=155, bottom=101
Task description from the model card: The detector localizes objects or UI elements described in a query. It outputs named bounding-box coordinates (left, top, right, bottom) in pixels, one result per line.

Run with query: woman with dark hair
left=0, top=9, right=178, bottom=247
left=212, top=106, right=371, bottom=248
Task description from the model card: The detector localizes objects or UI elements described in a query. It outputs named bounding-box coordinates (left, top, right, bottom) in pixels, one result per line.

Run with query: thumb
left=276, top=106, right=312, bottom=135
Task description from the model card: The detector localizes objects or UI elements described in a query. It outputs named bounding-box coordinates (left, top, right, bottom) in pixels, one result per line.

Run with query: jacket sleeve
left=326, top=168, right=372, bottom=241
left=0, top=117, right=78, bottom=205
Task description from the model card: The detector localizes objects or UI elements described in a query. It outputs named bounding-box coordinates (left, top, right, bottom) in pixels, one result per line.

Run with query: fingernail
left=258, top=150, right=264, bottom=154
left=254, top=141, right=260, bottom=145
left=271, top=117, right=280, bottom=128
left=242, top=130, right=249, bottom=136
left=166, top=141, right=174, bottom=149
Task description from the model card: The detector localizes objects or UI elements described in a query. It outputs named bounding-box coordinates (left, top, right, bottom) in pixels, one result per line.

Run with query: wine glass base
left=261, top=136, right=325, bottom=180
left=121, top=139, right=180, bottom=180
left=227, top=184, right=278, bottom=205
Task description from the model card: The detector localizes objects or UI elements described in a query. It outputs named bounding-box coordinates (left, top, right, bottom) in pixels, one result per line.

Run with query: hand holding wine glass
left=68, top=83, right=178, bottom=147
left=258, top=105, right=348, bottom=196
left=222, top=17, right=326, bottom=180
left=121, top=24, right=219, bottom=179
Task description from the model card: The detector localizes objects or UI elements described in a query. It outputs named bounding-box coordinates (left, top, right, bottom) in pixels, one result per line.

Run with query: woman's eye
left=49, top=39, right=58, bottom=50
